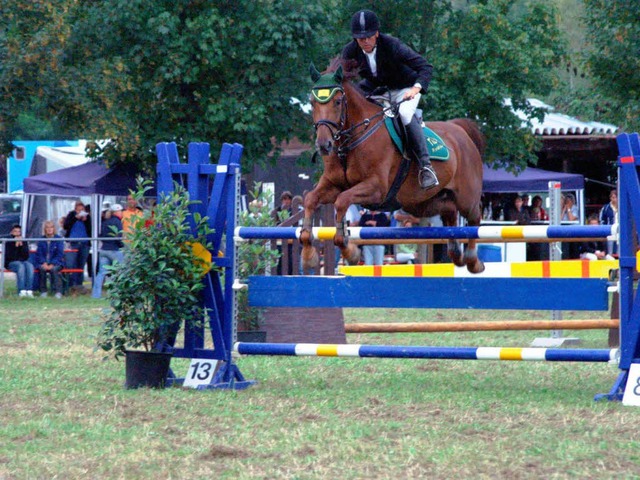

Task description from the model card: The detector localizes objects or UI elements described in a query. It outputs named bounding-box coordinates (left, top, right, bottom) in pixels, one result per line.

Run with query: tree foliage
left=582, top=0, right=640, bottom=131
left=2, top=0, right=566, bottom=171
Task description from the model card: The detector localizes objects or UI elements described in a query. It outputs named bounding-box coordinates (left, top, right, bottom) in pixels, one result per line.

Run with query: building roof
left=508, top=98, right=618, bottom=136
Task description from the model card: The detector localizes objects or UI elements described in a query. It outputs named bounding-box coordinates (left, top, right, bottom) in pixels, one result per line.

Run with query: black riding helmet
left=351, top=10, right=379, bottom=38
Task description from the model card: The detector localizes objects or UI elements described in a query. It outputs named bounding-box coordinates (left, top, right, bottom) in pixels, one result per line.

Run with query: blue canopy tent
left=482, top=164, right=585, bottom=224
left=22, top=162, right=143, bottom=279
left=482, top=164, right=584, bottom=192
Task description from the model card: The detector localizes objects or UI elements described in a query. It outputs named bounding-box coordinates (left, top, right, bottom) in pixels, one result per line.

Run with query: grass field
left=1, top=282, right=640, bottom=479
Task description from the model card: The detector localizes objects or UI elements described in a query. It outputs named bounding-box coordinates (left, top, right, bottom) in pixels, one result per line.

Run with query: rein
left=313, top=94, right=402, bottom=167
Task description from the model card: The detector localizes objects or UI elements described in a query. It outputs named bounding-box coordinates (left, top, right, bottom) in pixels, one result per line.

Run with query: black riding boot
left=406, top=117, right=439, bottom=190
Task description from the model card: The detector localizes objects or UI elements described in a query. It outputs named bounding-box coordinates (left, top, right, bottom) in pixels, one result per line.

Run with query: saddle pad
left=385, top=117, right=450, bottom=161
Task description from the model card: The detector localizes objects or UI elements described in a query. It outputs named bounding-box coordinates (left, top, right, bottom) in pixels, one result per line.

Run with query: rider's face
left=356, top=32, right=378, bottom=54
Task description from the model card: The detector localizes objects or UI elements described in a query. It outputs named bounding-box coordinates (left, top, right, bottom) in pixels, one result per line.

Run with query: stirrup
left=419, top=166, right=439, bottom=190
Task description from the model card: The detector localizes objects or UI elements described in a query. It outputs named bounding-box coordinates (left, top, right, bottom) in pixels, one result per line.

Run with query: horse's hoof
left=464, top=251, right=485, bottom=274
left=467, top=260, right=485, bottom=274
left=342, top=244, right=360, bottom=265
left=448, top=252, right=465, bottom=267
left=302, top=247, right=320, bottom=272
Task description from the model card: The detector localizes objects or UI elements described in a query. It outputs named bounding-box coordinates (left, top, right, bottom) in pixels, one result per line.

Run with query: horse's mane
left=325, top=57, right=359, bottom=80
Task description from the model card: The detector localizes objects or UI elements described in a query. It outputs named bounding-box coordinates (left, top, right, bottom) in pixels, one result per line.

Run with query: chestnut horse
left=301, top=60, right=486, bottom=273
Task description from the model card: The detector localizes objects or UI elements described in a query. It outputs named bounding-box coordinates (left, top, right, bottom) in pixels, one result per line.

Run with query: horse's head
left=309, top=63, right=346, bottom=156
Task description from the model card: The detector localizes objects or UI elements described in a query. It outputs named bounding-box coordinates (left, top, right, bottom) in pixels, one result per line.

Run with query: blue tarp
left=482, top=165, right=584, bottom=193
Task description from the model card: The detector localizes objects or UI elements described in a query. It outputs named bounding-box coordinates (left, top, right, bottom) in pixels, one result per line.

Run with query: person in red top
left=530, top=195, right=548, bottom=221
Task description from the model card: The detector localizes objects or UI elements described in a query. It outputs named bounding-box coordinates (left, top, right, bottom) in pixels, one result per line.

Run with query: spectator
left=395, top=220, right=418, bottom=264
left=580, top=214, right=614, bottom=261
left=345, top=204, right=362, bottom=226
left=271, top=191, right=293, bottom=223
left=393, top=209, right=420, bottom=227
left=358, top=209, right=390, bottom=265
left=35, top=220, right=65, bottom=299
left=506, top=195, right=530, bottom=225
left=599, top=189, right=618, bottom=225
left=92, top=204, right=124, bottom=299
left=63, top=200, right=91, bottom=293
left=530, top=195, right=548, bottom=221
left=271, top=191, right=294, bottom=274
left=522, top=194, right=531, bottom=214
left=599, top=189, right=618, bottom=256
left=57, top=216, right=67, bottom=237
left=4, top=224, right=34, bottom=297
left=121, top=194, right=143, bottom=237
left=561, top=193, right=579, bottom=222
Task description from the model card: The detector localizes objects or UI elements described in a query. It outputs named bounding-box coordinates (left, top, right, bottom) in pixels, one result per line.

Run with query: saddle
left=359, top=96, right=449, bottom=211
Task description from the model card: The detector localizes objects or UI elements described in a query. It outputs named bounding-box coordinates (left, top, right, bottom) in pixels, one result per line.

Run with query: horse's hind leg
left=462, top=201, right=485, bottom=274
left=440, top=199, right=465, bottom=267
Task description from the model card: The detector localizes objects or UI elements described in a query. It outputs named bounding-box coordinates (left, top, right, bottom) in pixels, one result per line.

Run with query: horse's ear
left=309, top=63, right=322, bottom=83
left=334, top=65, right=343, bottom=83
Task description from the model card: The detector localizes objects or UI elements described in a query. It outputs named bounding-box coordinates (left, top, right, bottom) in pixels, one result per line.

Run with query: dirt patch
left=200, top=445, right=251, bottom=460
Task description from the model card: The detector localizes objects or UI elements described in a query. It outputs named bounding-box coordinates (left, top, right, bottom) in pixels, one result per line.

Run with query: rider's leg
left=405, top=116, right=439, bottom=190
left=392, top=89, right=439, bottom=191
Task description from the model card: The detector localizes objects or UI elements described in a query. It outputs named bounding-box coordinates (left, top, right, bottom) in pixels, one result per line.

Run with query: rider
left=341, top=9, right=439, bottom=190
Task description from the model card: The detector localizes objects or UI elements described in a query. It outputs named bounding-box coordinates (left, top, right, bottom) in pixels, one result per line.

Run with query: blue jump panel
left=248, top=276, right=609, bottom=310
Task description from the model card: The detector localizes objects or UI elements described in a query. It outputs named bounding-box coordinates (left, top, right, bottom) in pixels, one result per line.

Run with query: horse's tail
left=450, top=118, right=486, bottom=159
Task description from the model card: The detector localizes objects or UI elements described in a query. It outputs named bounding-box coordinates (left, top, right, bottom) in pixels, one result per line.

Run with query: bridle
left=312, top=85, right=396, bottom=163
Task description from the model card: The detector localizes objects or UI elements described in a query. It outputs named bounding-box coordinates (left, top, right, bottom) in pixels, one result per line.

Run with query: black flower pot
left=124, top=350, right=173, bottom=389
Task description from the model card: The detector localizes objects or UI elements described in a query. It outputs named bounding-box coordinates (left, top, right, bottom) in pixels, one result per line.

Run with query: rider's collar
left=311, top=72, right=344, bottom=104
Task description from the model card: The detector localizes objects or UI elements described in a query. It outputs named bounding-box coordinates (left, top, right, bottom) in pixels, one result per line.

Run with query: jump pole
left=233, top=343, right=619, bottom=363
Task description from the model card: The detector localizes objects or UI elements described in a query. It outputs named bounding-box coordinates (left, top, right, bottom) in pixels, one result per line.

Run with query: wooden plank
left=345, top=319, right=619, bottom=333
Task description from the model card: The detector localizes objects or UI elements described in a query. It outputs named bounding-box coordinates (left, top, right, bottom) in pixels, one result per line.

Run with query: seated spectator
left=529, top=195, right=548, bottom=221
left=4, top=224, right=34, bottom=297
left=358, top=209, right=390, bottom=265
left=395, top=220, right=418, bottom=264
left=35, top=220, right=65, bottom=299
left=561, top=193, right=579, bottom=222
left=505, top=195, right=530, bottom=225
left=393, top=209, right=420, bottom=227
left=92, top=204, right=124, bottom=299
left=580, top=214, right=614, bottom=261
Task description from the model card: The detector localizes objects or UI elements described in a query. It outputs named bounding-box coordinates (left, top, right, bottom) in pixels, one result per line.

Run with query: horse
left=301, top=59, right=486, bottom=274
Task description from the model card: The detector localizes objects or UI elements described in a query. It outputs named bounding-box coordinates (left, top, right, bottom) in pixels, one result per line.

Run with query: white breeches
left=389, top=88, right=421, bottom=125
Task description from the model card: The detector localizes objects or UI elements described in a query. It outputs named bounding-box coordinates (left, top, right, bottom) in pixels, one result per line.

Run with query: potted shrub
left=97, top=179, right=211, bottom=388
left=236, top=184, right=281, bottom=342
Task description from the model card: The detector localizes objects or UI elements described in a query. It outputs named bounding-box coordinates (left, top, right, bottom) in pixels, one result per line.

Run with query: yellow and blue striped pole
left=234, top=342, right=619, bottom=363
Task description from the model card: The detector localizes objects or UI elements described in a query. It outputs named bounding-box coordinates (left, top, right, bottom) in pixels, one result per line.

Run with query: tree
left=582, top=0, right=640, bottom=131
left=1, top=0, right=332, bottom=170
left=2, top=0, right=566, bottom=172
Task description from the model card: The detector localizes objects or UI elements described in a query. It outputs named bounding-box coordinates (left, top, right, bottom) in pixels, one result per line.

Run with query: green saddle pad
left=385, top=117, right=450, bottom=161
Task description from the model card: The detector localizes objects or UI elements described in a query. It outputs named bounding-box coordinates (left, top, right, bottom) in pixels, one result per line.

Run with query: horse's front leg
left=300, top=179, right=340, bottom=273
left=334, top=215, right=360, bottom=265
left=333, top=183, right=384, bottom=266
